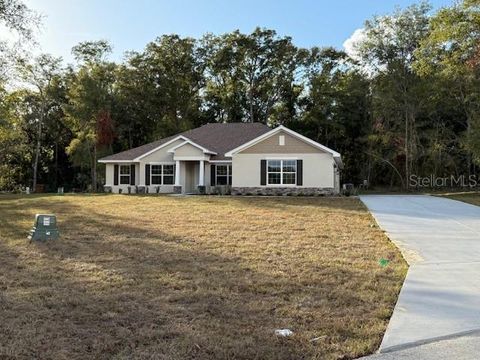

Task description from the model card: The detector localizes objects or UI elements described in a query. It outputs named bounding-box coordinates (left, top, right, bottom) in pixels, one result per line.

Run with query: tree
left=299, top=49, right=372, bottom=184
left=354, top=2, right=431, bottom=187
left=16, top=54, right=63, bottom=191
left=0, top=88, right=29, bottom=189
left=202, top=28, right=305, bottom=124
left=415, top=0, right=480, bottom=168
left=115, top=35, right=205, bottom=148
left=65, top=40, right=116, bottom=191
left=0, top=0, right=40, bottom=82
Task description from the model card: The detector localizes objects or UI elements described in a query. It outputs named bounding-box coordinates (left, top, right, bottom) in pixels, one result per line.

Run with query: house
left=98, top=123, right=343, bottom=195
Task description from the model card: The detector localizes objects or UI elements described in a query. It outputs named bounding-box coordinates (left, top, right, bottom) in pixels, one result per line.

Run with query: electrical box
left=28, top=214, right=59, bottom=241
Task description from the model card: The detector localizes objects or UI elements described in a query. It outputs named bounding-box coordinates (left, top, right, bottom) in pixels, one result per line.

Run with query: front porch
left=104, top=159, right=232, bottom=195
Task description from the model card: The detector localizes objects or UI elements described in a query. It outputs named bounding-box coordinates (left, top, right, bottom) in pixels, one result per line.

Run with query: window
left=267, top=159, right=296, bottom=185
left=150, top=164, right=175, bottom=185
left=216, top=164, right=232, bottom=185
left=119, top=165, right=131, bottom=185
left=163, top=164, right=175, bottom=185
left=279, top=135, right=285, bottom=146
left=151, top=165, right=162, bottom=185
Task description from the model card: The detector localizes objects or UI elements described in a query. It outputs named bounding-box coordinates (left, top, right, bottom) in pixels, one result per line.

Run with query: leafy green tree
left=299, top=49, right=371, bottom=184
left=0, top=88, right=30, bottom=189
left=65, top=40, right=117, bottom=191
left=115, top=35, right=205, bottom=147
left=415, top=0, right=480, bottom=168
left=16, top=54, right=64, bottom=191
left=355, top=2, right=431, bottom=187
left=0, top=0, right=40, bottom=82
left=202, top=28, right=305, bottom=124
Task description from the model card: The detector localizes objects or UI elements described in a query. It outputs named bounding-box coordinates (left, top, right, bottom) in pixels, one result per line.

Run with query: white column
left=175, top=160, right=180, bottom=186
left=199, top=160, right=205, bottom=186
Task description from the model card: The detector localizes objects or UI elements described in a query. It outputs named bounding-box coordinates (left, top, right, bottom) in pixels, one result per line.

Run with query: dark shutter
left=114, top=165, right=119, bottom=185
left=145, top=164, right=150, bottom=186
left=296, top=159, right=303, bottom=186
left=229, top=165, right=232, bottom=185
left=210, top=164, right=216, bottom=186
left=130, top=164, right=136, bottom=185
left=260, top=160, right=266, bottom=186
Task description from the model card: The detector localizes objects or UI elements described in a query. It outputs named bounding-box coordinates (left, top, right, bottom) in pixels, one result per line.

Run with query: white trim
left=167, top=139, right=217, bottom=155
left=265, top=156, right=298, bottom=160
left=173, top=155, right=211, bottom=161
left=147, top=161, right=175, bottom=165
left=224, top=125, right=341, bottom=158
left=175, top=160, right=180, bottom=186
left=101, top=135, right=216, bottom=163
left=133, top=136, right=189, bottom=161
left=98, top=159, right=137, bottom=163
left=266, top=159, right=297, bottom=186
left=199, top=160, right=205, bottom=186
left=209, top=160, right=232, bottom=163
left=119, top=164, right=132, bottom=185
left=265, top=184, right=297, bottom=187
left=150, top=163, right=175, bottom=186
left=215, top=163, right=232, bottom=186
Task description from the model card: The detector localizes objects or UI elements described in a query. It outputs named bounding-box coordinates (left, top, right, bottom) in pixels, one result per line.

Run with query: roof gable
left=167, top=139, right=217, bottom=155
left=224, top=126, right=343, bottom=168
left=98, top=123, right=270, bottom=162
left=225, top=126, right=341, bottom=157
left=240, top=130, right=327, bottom=154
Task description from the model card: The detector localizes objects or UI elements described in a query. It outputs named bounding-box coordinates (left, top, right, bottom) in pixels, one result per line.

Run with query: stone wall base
left=231, top=187, right=336, bottom=196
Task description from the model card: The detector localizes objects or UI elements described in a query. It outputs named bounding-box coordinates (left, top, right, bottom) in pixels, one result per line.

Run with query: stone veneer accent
left=231, top=187, right=336, bottom=196
left=173, top=185, right=182, bottom=194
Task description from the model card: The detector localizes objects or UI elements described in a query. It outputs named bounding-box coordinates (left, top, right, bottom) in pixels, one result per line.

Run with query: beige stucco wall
left=232, top=153, right=336, bottom=188
left=139, top=139, right=182, bottom=164
left=137, top=139, right=182, bottom=186
left=241, top=131, right=325, bottom=154
left=173, top=143, right=205, bottom=157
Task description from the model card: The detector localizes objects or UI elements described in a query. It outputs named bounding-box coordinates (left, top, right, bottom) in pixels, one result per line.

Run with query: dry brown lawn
left=442, top=192, right=480, bottom=206
left=0, top=195, right=406, bottom=360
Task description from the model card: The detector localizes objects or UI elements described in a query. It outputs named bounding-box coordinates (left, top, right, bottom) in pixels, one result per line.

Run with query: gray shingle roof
left=99, top=123, right=271, bottom=162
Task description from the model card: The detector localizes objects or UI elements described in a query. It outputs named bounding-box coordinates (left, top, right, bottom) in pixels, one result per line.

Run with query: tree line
left=1, top=0, right=479, bottom=192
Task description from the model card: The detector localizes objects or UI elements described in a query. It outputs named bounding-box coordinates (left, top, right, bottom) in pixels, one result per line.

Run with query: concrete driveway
left=360, top=195, right=480, bottom=356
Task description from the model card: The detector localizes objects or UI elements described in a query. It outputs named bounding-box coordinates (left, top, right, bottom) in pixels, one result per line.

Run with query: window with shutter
left=265, top=159, right=298, bottom=185
left=119, top=165, right=131, bottom=185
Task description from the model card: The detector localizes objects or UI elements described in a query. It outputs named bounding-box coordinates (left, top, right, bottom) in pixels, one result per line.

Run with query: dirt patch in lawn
left=0, top=195, right=406, bottom=360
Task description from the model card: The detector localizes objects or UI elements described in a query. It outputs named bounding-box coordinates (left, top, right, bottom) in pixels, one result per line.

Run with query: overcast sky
left=7, top=0, right=455, bottom=64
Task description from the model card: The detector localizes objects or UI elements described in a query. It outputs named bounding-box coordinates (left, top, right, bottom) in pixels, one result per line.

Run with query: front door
left=184, top=161, right=197, bottom=193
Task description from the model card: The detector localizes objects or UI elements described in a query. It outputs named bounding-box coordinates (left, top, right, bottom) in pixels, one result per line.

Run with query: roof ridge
left=98, top=122, right=271, bottom=162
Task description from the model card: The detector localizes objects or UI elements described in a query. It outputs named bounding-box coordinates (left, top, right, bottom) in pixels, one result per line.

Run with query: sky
left=13, top=0, right=455, bottom=64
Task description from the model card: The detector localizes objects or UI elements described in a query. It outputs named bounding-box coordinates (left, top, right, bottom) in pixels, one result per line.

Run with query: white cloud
left=343, top=28, right=366, bottom=61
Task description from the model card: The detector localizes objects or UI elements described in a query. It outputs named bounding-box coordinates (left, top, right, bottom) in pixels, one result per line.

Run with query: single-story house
left=98, top=123, right=342, bottom=195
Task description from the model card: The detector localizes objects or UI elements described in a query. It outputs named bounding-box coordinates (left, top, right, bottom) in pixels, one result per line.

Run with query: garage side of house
left=227, top=129, right=341, bottom=195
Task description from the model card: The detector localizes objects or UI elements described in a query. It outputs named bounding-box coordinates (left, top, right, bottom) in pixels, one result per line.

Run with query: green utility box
left=28, top=214, right=59, bottom=241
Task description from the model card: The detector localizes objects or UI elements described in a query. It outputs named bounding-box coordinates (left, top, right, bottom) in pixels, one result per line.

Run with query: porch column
left=175, top=160, right=180, bottom=186
left=199, top=160, right=205, bottom=186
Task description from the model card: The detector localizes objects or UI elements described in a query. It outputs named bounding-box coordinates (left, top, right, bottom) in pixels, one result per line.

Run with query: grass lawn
left=0, top=195, right=406, bottom=360
left=442, top=191, right=480, bottom=206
